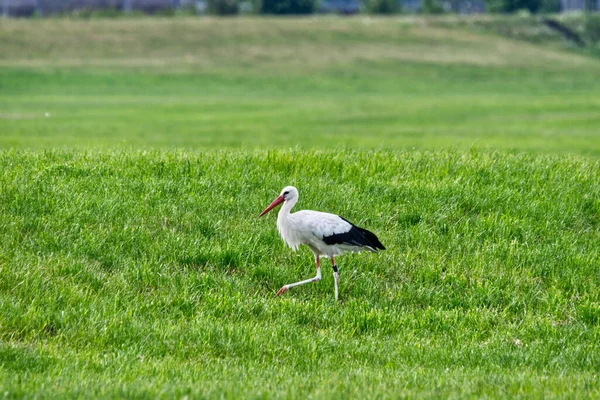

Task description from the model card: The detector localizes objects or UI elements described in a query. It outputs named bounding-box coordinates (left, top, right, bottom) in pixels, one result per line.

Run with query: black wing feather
left=322, top=217, right=386, bottom=251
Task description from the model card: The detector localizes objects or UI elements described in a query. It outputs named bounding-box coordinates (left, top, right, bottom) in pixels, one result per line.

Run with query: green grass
left=1, top=16, right=600, bottom=398
left=1, top=150, right=599, bottom=398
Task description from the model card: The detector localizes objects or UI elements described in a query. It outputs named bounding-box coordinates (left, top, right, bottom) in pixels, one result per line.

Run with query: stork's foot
left=276, top=286, right=288, bottom=296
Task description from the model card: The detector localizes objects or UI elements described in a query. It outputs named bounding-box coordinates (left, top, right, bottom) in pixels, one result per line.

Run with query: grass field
left=1, top=16, right=600, bottom=398
left=2, top=17, right=600, bottom=154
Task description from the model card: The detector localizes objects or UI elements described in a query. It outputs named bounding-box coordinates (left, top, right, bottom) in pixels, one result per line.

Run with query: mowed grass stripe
left=1, top=149, right=599, bottom=397
left=2, top=66, right=600, bottom=154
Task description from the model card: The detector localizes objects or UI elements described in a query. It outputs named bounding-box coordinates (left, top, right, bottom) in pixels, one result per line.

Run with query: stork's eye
left=283, top=191, right=290, bottom=197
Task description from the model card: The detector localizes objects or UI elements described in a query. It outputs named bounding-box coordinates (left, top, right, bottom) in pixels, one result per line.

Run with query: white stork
left=259, top=186, right=385, bottom=301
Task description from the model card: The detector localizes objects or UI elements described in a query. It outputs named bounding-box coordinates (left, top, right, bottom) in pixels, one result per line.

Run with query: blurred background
left=1, top=0, right=600, bottom=155
left=2, top=0, right=600, bottom=20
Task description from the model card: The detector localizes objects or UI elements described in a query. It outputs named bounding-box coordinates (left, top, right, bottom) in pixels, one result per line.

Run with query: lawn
left=0, top=16, right=600, bottom=399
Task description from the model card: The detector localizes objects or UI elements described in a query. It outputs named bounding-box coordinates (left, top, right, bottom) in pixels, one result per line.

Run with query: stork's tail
left=357, top=226, right=386, bottom=252
left=322, top=217, right=386, bottom=252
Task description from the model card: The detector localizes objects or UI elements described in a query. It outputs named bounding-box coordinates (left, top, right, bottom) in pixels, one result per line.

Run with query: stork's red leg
left=276, top=255, right=321, bottom=297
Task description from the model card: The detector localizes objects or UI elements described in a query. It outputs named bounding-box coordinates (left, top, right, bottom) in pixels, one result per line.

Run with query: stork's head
left=259, top=186, right=298, bottom=218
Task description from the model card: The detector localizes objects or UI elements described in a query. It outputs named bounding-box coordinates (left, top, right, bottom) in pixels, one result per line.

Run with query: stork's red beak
left=259, top=195, right=284, bottom=218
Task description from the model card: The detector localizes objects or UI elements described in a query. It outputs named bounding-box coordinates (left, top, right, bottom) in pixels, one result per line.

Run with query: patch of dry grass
left=1, top=17, right=597, bottom=72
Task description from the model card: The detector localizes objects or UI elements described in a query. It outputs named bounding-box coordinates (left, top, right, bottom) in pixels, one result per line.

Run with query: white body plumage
left=277, top=209, right=368, bottom=257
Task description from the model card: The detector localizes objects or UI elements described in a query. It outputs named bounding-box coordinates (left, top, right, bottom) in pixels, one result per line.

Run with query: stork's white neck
left=278, top=196, right=297, bottom=219
left=276, top=196, right=300, bottom=250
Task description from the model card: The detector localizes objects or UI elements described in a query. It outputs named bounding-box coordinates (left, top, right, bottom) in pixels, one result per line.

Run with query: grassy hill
left=1, top=17, right=600, bottom=154
left=1, top=16, right=600, bottom=398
